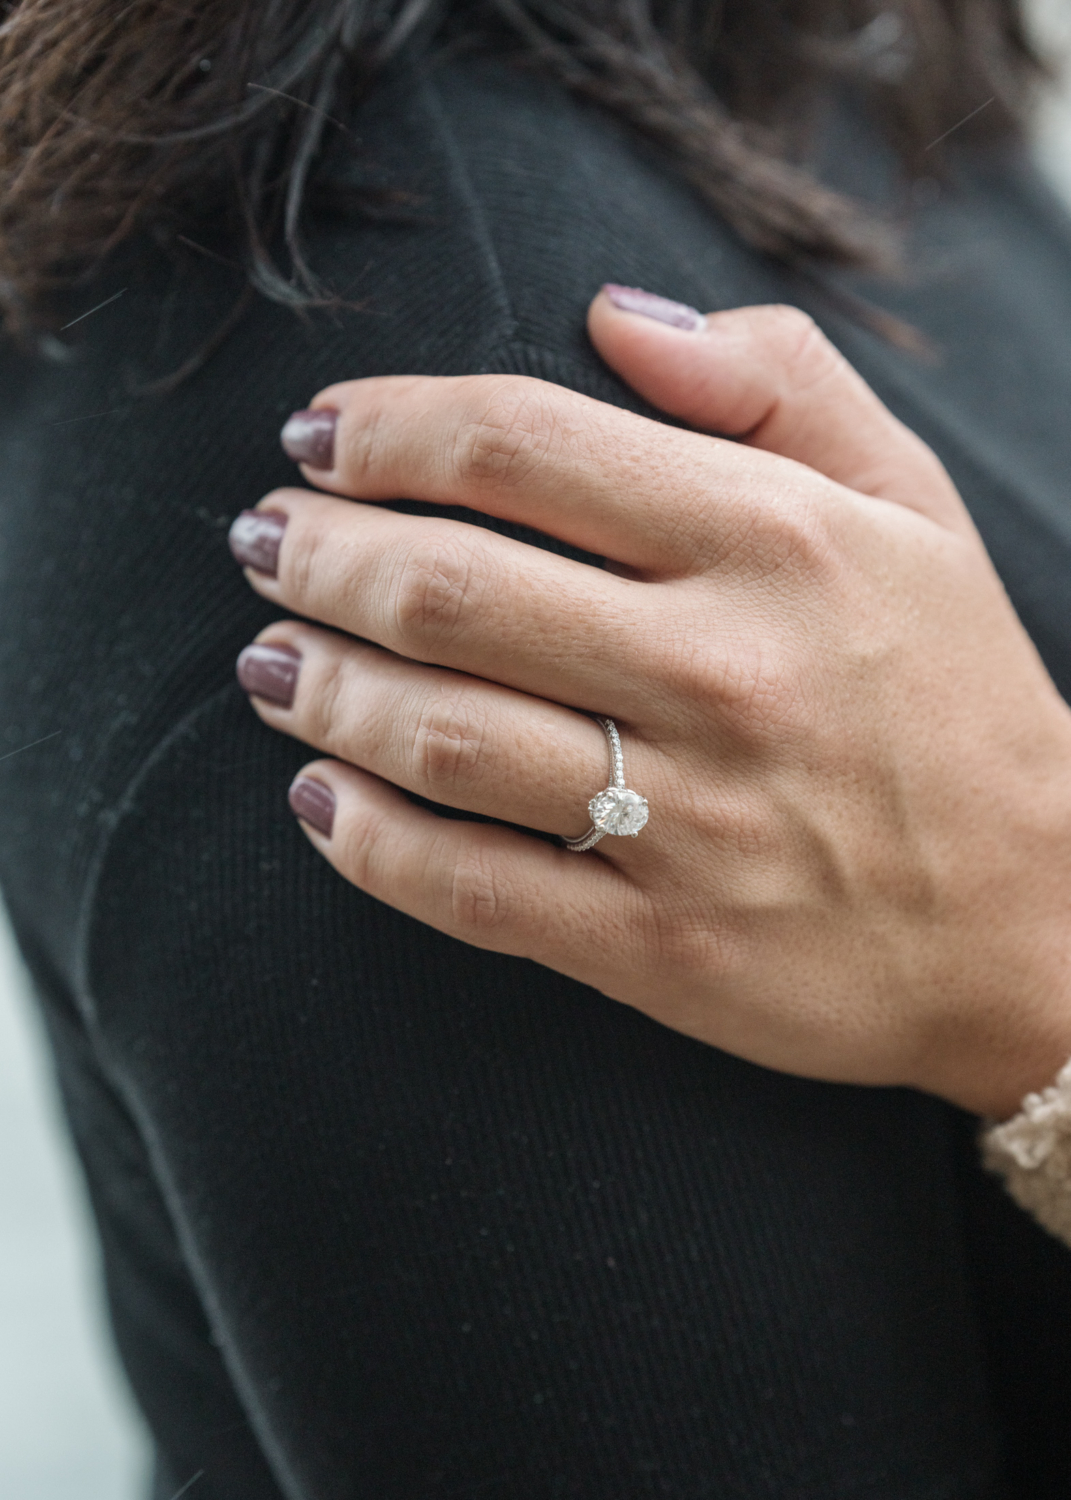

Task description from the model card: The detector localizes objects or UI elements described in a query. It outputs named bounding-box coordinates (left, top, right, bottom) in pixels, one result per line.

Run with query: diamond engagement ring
left=562, top=716, right=649, bottom=853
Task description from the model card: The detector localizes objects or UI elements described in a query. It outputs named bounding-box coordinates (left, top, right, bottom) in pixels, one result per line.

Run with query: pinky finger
left=288, top=759, right=633, bottom=980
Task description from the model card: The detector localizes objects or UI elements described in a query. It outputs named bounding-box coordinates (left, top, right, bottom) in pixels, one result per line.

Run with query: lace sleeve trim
left=982, top=1059, right=1071, bottom=1247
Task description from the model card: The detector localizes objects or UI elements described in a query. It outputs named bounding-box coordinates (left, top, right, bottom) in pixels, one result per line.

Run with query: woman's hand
left=229, top=290, right=1071, bottom=1118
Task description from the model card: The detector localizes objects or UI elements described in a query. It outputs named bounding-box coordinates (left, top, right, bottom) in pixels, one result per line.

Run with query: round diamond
left=588, top=786, right=649, bottom=837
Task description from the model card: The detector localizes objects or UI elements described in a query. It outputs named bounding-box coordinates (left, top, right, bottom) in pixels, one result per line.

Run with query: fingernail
left=236, top=642, right=301, bottom=707
left=281, top=407, right=338, bottom=469
left=289, top=776, right=335, bottom=837
left=229, top=509, right=287, bottom=576
left=602, top=284, right=704, bottom=332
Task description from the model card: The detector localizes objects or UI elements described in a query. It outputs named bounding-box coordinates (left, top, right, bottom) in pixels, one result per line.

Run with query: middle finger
left=232, top=491, right=663, bottom=718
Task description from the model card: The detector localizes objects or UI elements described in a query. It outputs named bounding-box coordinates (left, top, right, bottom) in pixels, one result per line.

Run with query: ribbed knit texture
left=4, top=52, right=1071, bottom=1498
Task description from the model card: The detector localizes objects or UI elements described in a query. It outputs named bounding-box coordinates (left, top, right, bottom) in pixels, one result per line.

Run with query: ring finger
left=237, top=623, right=653, bottom=846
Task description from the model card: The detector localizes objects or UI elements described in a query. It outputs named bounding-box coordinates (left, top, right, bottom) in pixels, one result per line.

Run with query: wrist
left=914, top=725, right=1071, bottom=1119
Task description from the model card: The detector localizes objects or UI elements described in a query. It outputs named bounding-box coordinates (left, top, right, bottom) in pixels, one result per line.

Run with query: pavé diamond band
left=562, top=716, right=649, bottom=852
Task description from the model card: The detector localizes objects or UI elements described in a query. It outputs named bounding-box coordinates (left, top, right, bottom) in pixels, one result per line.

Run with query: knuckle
left=656, top=628, right=715, bottom=705
left=411, top=690, right=492, bottom=792
left=390, top=533, right=483, bottom=648
left=304, top=650, right=350, bottom=747
left=335, top=798, right=389, bottom=890
left=729, top=480, right=840, bottom=583
left=711, top=795, right=785, bottom=864
left=765, top=304, right=844, bottom=394
left=451, top=379, right=562, bottom=490
left=335, top=377, right=421, bottom=483
left=663, top=631, right=808, bottom=745
left=759, top=492, right=837, bottom=574
left=644, top=889, right=736, bottom=983
left=449, top=847, right=512, bottom=932
left=717, top=652, right=805, bottom=740
left=763, top=302, right=819, bottom=344
left=279, top=514, right=322, bottom=602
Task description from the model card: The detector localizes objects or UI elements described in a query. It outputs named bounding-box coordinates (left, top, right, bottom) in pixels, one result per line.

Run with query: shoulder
left=307, top=53, right=785, bottom=390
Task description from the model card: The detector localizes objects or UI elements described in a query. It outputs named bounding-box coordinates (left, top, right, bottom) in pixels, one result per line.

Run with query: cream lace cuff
left=982, top=1059, right=1071, bottom=1246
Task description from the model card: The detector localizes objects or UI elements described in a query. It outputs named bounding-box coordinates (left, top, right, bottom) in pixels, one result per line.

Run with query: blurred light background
left=0, top=908, right=150, bottom=1497
left=2, top=6, right=1070, bottom=1496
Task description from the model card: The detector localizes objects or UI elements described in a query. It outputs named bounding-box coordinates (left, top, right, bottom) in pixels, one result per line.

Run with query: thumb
left=587, top=286, right=969, bottom=533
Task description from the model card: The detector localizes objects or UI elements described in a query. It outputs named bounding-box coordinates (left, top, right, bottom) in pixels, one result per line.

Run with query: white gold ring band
left=562, top=717, right=649, bottom=852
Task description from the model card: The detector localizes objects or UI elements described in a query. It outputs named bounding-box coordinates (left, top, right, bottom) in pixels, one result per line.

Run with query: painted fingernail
left=289, top=776, right=335, bottom=837
left=229, top=509, right=288, bottom=576
left=236, top=642, right=301, bottom=708
left=281, top=407, right=338, bottom=469
left=602, top=284, right=704, bottom=332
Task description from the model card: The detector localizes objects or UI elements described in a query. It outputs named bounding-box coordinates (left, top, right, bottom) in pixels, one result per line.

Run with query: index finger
left=280, top=372, right=800, bottom=577
left=586, top=294, right=970, bottom=534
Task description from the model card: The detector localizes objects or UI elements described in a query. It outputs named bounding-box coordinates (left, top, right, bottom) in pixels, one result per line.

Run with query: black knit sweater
left=3, top=53, right=1071, bottom=1499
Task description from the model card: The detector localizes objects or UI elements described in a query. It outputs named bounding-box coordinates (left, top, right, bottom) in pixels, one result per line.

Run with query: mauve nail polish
left=603, top=283, right=705, bottom=332
left=281, top=407, right=338, bottom=469
left=236, top=642, right=301, bottom=707
left=289, top=776, right=335, bottom=837
left=229, top=509, right=287, bottom=576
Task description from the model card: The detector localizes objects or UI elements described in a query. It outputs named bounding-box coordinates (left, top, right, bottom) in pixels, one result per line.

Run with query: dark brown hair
left=0, top=0, right=1041, bottom=333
